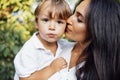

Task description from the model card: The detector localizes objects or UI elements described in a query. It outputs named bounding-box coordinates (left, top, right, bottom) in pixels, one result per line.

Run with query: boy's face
left=36, top=6, right=67, bottom=43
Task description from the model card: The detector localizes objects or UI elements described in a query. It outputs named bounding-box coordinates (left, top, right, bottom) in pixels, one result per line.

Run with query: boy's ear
left=34, top=21, right=39, bottom=29
left=34, top=17, right=39, bottom=29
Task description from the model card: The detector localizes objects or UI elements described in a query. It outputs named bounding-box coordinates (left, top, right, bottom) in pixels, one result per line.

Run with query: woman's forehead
left=76, top=0, right=90, bottom=17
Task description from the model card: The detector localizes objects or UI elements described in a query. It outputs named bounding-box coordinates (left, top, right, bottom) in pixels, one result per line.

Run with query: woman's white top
left=48, top=45, right=85, bottom=80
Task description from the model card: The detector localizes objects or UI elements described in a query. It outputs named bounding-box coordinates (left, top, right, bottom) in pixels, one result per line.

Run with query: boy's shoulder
left=20, top=32, right=39, bottom=49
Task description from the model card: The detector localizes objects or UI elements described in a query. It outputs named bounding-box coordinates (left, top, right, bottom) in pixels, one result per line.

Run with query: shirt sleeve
left=48, top=72, right=61, bottom=80
left=14, top=43, right=39, bottom=78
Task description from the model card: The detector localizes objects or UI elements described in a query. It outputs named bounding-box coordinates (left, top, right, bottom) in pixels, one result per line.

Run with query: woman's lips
left=65, top=27, right=71, bottom=33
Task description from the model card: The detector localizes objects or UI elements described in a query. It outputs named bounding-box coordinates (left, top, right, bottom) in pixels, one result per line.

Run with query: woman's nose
left=67, top=15, right=73, bottom=25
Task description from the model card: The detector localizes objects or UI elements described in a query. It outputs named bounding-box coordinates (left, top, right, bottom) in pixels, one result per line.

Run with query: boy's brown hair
left=35, top=0, right=71, bottom=22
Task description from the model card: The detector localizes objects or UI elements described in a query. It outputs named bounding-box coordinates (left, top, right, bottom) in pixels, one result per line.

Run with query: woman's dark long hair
left=76, top=0, right=120, bottom=80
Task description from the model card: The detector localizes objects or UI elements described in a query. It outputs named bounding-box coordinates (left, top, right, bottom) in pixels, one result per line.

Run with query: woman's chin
left=65, top=33, right=73, bottom=41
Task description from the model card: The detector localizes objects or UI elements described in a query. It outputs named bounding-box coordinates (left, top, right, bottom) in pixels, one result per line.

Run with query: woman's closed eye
left=77, top=18, right=83, bottom=23
left=76, top=12, right=84, bottom=23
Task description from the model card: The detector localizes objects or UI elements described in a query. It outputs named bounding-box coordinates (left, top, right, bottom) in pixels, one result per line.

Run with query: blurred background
left=1, top=0, right=120, bottom=79
left=0, top=0, right=78, bottom=80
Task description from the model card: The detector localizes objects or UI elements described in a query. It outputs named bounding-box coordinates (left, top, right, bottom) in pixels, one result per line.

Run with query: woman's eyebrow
left=76, top=11, right=84, bottom=18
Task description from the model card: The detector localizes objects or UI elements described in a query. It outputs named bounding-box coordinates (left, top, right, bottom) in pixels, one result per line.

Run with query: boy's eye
left=41, top=18, right=49, bottom=22
left=57, top=20, right=64, bottom=24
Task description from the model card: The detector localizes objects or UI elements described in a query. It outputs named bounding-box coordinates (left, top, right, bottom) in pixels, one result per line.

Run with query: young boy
left=14, top=0, right=71, bottom=80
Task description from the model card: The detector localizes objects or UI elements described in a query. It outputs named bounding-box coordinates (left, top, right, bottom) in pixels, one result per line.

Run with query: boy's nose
left=49, top=21, right=55, bottom=30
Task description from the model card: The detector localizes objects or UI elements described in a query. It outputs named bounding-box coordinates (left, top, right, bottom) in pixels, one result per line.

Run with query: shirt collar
left=32, top=32, right=45, bottom=49
left=32, top=32, right=65, bottom=51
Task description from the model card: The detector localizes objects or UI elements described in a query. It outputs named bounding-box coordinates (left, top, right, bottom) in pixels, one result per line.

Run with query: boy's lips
left=47, top=33, right=56, bottom=38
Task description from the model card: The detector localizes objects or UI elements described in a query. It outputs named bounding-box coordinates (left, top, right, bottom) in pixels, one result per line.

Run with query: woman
left=65, top=0, right=120, bottom=80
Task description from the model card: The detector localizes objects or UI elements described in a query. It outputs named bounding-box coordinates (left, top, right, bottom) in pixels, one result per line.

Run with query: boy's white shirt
left=14, top=32, right=84, bottom=80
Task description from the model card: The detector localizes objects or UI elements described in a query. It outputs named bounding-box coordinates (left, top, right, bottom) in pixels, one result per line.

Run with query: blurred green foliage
left=0, top=0, right=36, bottom=79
